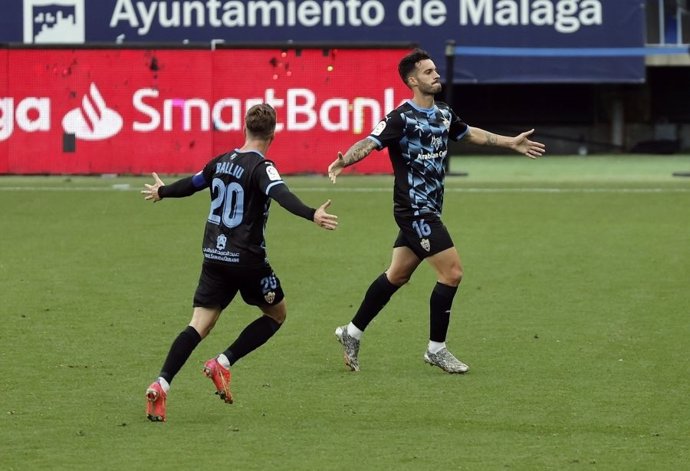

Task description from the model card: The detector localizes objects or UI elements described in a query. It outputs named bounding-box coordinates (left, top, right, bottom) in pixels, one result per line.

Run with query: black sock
left=429, top=282, right=458, bottom=342
left=351, top=273, right=401, bottom=331
left=223, top=316, right=281, bottom=366
left=159, top=326, right=202, bottom=384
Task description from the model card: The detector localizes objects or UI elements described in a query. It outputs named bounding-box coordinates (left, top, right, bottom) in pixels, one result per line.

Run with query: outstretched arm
left=141, top=172, right=166, bottom=202
left=464, top=127, right=546, bottom=159
left=328, top=138, right=378, bottom=183
left=312, top=200, right=338, bottom=230
left=269, top=184, right=338, bottom=230
left=141, top=172, right=207, bottom=202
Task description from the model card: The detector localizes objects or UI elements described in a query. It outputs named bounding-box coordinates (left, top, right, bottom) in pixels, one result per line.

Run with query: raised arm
left=464, top=127, right=545, bottom=159
left=327, top=138, right=378, bottom=183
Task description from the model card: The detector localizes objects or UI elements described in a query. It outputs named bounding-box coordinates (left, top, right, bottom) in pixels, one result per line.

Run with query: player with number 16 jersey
left=327, top=49, right=544, bottom=375
left=371, top=100, right=468, bottom=218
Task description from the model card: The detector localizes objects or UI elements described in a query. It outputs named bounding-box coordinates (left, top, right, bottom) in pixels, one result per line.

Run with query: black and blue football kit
left=367, top=100, right=469, bottom=258
left=158, top=149, right=315, bottom=308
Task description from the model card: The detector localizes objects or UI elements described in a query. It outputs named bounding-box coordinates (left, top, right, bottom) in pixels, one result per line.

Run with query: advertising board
left=0, top=47, right=410, bottom=174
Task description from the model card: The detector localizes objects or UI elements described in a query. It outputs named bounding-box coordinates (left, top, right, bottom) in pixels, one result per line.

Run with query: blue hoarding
left=1, top=0, right=646, bottom=83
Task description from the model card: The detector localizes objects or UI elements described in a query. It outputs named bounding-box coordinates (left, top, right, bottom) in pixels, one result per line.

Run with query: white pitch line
left=0, top=186, right=688, bottom=193
left=453, top=187, right=690, bottom=193
left=295, top=187, right=690, bottom=193
left=0, top=187, right=132, bottom=191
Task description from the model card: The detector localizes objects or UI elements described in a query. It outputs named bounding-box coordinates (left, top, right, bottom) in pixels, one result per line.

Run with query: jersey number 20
left=208, top=178, right=244, bottom=228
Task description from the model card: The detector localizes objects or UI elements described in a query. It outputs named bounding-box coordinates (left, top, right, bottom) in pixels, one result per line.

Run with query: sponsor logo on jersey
left=266, top=164, right=281, bottom=181
left=417, top=150, right=446, bottom=160
left=24, top=0, right=85, bottom=44
left=421, top=238, right=431, bottom=252
left=371, top=120, right=386, bottom=136
left=62, top=83, right=123, bottom=140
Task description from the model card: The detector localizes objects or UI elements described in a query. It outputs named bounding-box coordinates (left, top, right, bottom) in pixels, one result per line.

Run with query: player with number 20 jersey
left=199, top=150, right=292, bottom=268
left=141, top=104, right=337, bottom=422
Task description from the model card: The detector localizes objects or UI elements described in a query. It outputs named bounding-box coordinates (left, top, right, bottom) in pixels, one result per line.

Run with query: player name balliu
left=215, top=161, right=245, bottom=179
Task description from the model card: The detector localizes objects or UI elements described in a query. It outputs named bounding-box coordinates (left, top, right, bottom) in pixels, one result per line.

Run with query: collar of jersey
left=234, top=147, right=266, bottom=159
left=406, top=99, right=437, bottom=116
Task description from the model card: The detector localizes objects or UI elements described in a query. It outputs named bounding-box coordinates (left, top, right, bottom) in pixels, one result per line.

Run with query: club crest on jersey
left=264, top=291, right=276, bottom=303
left=216, top=234, right=227, bottom=250
left=371, top=120, right=386, bottom=136
left=421, top=238, right=431, bottom=252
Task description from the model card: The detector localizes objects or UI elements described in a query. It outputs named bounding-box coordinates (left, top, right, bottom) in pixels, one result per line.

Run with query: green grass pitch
left=1, top=155, right=689, bottom=470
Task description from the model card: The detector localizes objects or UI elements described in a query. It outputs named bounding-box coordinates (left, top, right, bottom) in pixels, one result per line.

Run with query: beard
left=419, top=82, right=442, bottom=95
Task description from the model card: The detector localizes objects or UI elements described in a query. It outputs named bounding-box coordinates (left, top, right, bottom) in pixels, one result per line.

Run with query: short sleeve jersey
left=368, top=100, right=468, bottom=217
left=198, top=149, right=285, bottom=267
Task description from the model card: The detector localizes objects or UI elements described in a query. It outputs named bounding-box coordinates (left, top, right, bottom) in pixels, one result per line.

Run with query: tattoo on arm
left=342, top=139, right=376, bottom=166
left=484, top=132, right=497, bottom=146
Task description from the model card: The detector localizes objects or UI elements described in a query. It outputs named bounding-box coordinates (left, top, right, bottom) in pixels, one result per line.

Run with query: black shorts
left=393, top=213, right=455, bottom=259
left=193, top=262, right=285, bottom=310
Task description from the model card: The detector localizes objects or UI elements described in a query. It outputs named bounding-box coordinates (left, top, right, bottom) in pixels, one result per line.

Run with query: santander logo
left=0, top=83, right=400, bottom=142
left=62, top=83, right=123, bottom=140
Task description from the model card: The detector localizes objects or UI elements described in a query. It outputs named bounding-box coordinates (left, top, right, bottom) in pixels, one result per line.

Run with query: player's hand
left=513, top=129, right=546, bottom=159
left=314, top=199, right=338, bottom=230
left=327, top=152, right=346, bottom=183
left=141, top=172, right=165, bottom=202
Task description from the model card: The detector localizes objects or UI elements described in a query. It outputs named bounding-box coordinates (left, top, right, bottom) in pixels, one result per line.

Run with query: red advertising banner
left=0, top=48, right=411, bottom=175
left=0, top=49, right=7, bottom=174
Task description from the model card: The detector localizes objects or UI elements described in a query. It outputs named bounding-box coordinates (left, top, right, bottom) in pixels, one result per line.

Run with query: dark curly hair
left=398, top=48, right=432, bottom=87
